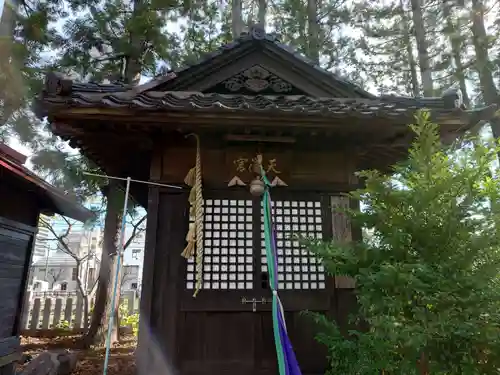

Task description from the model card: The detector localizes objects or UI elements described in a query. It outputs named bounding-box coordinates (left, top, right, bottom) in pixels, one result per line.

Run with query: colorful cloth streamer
left=261, top=167, right=302, bottom=375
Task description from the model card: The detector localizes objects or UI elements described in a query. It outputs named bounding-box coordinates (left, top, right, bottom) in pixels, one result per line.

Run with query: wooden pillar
left=137, top=189, right=188, bottom=375
left=136, top=142, right=162, bottom=375
left=136, top=186, right=160, bottom=375
left=137, top=141, right=189, bottom=375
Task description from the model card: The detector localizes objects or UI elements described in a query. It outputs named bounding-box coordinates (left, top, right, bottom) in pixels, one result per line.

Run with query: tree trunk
left=470, top=0, right=499, bottom=136
left=417, top=352, right=429, bottom=375
left=232, top=0, right=243, bottom=38
left=106, top=252, right=123, bottom=343
left=122, top=0, right=146, bottom=85
left=470, top=0, right=498, bottom=105
left=307, top=0, right=319, bottom=64
left=74, top=263, right=89, bottom=332
left=83, top=184, right=122, bottom=347
left=400, top=0, right=420, bottom=96
left=257, top=0, right=266, bottom=29
left=410, top=0, right=433, bottom=96
left=442, top=0, right=470, bottom=106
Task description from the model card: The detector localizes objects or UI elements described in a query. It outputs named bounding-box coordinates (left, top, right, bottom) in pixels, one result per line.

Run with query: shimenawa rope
left=181, top=133, right=204, bottom=297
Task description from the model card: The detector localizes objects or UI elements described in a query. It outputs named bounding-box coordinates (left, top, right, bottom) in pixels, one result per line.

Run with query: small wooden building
left=0, top=143, right=92, bottom=375
left=34, top=27, right=494, bottom=375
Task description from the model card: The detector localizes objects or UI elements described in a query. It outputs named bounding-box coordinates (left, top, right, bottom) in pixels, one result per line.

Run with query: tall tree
left=469, top=0, right=498, bottom=107
left=410, top=0, right=433, bottom=96
left=306, top=0, right=319, bottom=63
left=349, top=0, right=422, bottom=95
left=441, top=0, right=471, bottom=106
left=0, top=0, right=63, bottom=140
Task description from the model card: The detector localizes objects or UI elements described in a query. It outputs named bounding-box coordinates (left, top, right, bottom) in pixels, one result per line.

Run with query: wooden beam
left=52, top=107, right=416, bottom=123
left=49, top=110, right=471, bottom=136
left=224, top=134, right=296, bottom=143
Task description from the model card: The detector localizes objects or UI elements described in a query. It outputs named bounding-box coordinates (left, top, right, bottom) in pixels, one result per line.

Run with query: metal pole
left=103, top=177, right=131, bottom=375
left=82, top=171, right=183, bottom=189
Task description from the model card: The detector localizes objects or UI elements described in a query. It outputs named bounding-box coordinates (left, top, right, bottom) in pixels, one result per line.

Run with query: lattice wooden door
left=178, top=190, right=341, bottom=375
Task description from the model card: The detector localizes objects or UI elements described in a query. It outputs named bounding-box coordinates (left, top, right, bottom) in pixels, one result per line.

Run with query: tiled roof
left=71, top=81, right=132, bottom=93
left=38, top=91, right=496, bottom=125
left=38, top=88, right=490, bottom=120
left=34, top=68, right=497, bottom=126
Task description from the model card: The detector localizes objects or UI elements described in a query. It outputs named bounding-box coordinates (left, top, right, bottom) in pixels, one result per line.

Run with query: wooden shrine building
left=0, top=143, right=92, bottom=375
left=34, top=26, right=495, bottom=375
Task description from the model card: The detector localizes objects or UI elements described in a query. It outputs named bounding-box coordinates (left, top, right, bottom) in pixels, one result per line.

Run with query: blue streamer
left=261, top=168, right=302, bottom=375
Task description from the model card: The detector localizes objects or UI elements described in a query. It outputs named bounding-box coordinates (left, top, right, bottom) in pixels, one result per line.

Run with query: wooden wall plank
left=63, top=298, right=73, bottom=324
left=41, top=299, right=52, bottom=330
left=20, top=292, right=31, bottom=330
left=29, top=299, right=41, bottom=331
left=161, top=146, right=357, bottom=190
left=52, top=299, right=63, bottom=328
left=74, top=297, right=83, bottom=329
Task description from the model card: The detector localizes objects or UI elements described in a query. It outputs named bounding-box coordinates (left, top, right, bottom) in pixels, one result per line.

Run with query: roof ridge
left=129, top=25, right=376, bottom=98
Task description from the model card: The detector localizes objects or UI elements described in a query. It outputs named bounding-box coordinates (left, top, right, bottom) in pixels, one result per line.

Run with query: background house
left=28, top=218, right=146, bottom=294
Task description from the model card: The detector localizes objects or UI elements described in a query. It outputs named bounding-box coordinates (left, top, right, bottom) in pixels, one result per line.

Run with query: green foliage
left=119, top=300, right=139, bottom=336
left=0, top=0, right=64, bottom=133
left=55, top=320, right=71, bottom=330
left=307, top=111, right=500, bottom=374
left=55, top=0, right=197, bottom=82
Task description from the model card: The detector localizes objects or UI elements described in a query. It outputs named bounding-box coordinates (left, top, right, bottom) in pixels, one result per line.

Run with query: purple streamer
left=277, top=305, right=302, bottom=375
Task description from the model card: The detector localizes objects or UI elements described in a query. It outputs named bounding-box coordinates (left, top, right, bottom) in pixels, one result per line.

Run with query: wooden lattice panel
left=261, top=200, right=326, bottom=290
left=186, top=199, right=254, bottom=290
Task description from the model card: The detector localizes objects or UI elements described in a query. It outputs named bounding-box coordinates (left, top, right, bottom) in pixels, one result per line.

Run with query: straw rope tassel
left=192, top=135, right=204, bottom=297
left=180, top=133, right=204, bottom=297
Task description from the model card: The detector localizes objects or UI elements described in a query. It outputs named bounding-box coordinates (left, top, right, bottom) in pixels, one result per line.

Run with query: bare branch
left=88, top=277, right=99, bottom=296
left=123, top=214, right=147, bottom=250
left=41, top=217, right=79, bottom=260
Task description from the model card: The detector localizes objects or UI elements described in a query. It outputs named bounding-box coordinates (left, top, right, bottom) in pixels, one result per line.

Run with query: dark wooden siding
left=0, top=183, right=39, bottom=375
left=0, top=182, right=39, bottom=227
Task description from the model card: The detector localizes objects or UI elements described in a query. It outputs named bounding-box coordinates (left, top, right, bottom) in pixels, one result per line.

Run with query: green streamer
left=262, top=182, right=286, bottom=375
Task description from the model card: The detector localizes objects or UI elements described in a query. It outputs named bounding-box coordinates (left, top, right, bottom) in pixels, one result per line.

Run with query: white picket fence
left=20, top=291, right=139, bottom=336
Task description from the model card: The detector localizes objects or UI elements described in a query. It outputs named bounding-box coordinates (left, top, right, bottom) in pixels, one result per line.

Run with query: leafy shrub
left=55, top=320, right=71, bottom=330
left=119, top=300, right=139, bottom=336
left=306, top=112, right=500, bottom=374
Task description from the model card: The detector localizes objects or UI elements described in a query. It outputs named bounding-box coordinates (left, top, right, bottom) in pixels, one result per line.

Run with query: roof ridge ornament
left=223, top=65, right=292, bottom=93
left=441, top=87, right=464, bottom=109
left=45, top=72, right=73, bottom=96
left=250, top=25, right=266, bottom=40
left=239, top=24, right=280, bottom=43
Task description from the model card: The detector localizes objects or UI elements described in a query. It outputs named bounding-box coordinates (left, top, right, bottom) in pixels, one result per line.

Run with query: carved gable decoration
left=207, top=65, right=306, bottom=95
